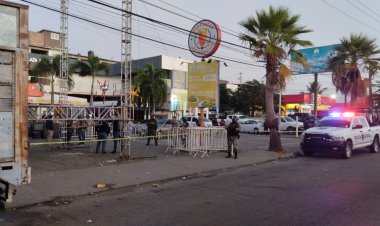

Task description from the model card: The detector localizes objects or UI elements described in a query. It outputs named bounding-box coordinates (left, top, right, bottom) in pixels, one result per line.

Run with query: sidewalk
left=8, top=134, right=300, bottom=208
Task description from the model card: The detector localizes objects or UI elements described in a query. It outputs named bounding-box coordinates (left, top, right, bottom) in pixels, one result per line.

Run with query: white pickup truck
left=300, top=112, right=380, bottom=159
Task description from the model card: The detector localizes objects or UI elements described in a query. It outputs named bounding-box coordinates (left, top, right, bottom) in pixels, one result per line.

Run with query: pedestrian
left=219, top=118, right=226, bottom=127
left=127, top=120, right=134, bottom=137
left=112, top=119, right=121, bottom=154
left=66, top=119, right=74, bottom=147
left=96, top=121, right=110, bottom=154
left=180, top=117, right=189, bottom=146
left=212, top=116, right=219, bottom=126
left=77, top=118, right=87, bottom=146
left=226, top=116, right=241, bottom=159
left=46, top=114, right=54, bottom=148
left=303, top=115, right=312, bottom=130
left=172, top=115, right=178, bottom=128
left=146, top=114, right=158, bottom=146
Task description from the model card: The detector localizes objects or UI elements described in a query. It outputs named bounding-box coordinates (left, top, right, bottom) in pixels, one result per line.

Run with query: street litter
left=96, top=183, right=106, bottom=188
left=152, top=184, right=159, bottom=187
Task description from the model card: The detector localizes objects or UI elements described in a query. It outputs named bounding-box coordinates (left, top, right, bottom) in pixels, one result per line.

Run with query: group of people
left=46, top=114, right=241, bottom=159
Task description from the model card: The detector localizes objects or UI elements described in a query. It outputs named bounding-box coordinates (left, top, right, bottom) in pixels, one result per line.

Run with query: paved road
left=2, top=146, right=380, bottom=226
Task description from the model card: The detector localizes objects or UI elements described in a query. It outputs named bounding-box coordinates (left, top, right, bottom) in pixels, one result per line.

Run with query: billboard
left=187, top=61, right=219, bottom=110
left=170, top=89, right=188, bottom=111
left=290, top=44, right=340, bottom=74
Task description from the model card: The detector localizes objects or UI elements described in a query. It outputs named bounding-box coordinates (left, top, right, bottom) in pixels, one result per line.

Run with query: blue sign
left=290, top=44, right=340, bottom=74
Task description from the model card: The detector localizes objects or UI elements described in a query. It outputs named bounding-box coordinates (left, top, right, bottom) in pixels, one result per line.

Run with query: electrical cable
left=21, top=0, right=264, bottom=68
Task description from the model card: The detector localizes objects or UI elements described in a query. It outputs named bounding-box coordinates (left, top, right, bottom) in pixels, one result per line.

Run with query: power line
left=320, top=0, right=380, bottom=34
left=355, top=0, right=380, bottom=21
left=139, top=0, right=241, bottom=38
left=345, top=0, right=380, bottom=25
left=86, top=0, right=251, bottom=51
left=21, top=0, right=264, bottom=69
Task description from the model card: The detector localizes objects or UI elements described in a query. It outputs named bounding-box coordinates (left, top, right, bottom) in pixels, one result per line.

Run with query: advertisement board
left=187, top=61, right=219, bottom=110
left=290, top=44, right=340, bottom=74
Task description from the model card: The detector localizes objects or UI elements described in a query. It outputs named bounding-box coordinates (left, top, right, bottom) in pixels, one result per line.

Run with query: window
left=359, top=118, right=369, bottom=128
left=352, top=118, right=361, bottom=129
left=50, top=33, right=60, bottom=40
left=0, top=5, right=19, bottom=47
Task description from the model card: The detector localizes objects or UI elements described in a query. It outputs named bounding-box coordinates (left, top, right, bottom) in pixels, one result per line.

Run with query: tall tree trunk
left=265, top=75, right=284, bottom=152
left=369, top=73, right=373, bottom=109
left=51, top=74, right=54, bottom=104
left=90, top=71, right=95, bottom=106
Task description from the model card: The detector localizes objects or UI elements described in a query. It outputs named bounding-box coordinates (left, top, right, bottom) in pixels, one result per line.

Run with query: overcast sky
left=13, top=0, right=380, bottom=98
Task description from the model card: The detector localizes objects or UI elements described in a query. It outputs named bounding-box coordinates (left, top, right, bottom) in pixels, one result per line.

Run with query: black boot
left=226, top=152, right=232, bottom=158
left=234, top=151, right=237, bottom=159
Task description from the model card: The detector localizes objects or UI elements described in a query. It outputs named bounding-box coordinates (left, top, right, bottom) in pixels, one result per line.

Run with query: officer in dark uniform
left=226, top=117, right=241, bottom=159
left=146, top=114, right=158, bottom=146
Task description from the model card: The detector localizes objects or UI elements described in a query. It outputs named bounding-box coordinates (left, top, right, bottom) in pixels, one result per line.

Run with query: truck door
left=0, top=2, right=30, bottom=204
left=352, top=118, right=364, bottom=147
left=359, top=117, right=372, bottom=145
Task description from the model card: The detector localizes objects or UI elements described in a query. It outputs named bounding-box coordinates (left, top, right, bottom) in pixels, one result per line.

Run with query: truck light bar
left=329, top=112, right=355, bottom=117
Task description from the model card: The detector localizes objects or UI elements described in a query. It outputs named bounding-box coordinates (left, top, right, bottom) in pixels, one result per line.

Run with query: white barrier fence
left=165, top=127, right=228, bottom=158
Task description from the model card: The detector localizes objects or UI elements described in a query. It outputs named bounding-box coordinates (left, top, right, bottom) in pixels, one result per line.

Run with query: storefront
left=282, top=94, right=336, bottom=117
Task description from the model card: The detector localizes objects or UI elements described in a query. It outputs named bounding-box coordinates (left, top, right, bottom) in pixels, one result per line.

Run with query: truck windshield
left=317, top=119, right=351, bottom=128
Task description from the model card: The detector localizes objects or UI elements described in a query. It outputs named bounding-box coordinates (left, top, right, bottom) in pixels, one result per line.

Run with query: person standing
left=77, top=119, right=87, bottom=146
left=96, top=121, right=110, bottom=154
left=172, top=116, right=178, bottom=128
left=46, top=115, right=54, bottom=148
left=226, top=117, right=241, bottom=159
left=146, top=114, right=158, bottom=146
left=112, top=119, right=121, bottom=154
left=219, top=118, right=226, bottom=127
left=66, top=120, right=74, bottom=147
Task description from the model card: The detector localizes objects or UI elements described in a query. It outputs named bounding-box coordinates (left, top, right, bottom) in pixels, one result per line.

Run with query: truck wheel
left=370, top=136, right=379, bottom=153
left=303, top=148, right=313, bottom=157
left=342, top=140, right=352, bottom=159
left=253, top=128, right=259, bottom=134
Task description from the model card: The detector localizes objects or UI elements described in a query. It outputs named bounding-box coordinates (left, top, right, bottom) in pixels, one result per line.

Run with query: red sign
left=28, top=83, right=44, bottom=97
left=188, top=20, right=221, bottom=58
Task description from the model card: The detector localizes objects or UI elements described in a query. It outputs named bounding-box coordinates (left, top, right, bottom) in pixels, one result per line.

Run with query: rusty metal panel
left=0, top=2, right=29, bottom=187
left=0, top=112, right=14, bottom=159
left=0, top=99, right=12, bottom=111
left=0, top=51, right=12, bottom=64
left=0, top=85, right=12, bottom=98
left=0, top=64, right=13, bottom=84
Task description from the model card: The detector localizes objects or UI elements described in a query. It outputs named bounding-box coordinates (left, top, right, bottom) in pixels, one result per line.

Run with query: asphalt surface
left=2, top=144, right=380, bottom=226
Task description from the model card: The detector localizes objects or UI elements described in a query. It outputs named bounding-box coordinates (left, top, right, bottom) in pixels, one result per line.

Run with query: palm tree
left=239, top=6, right=312, bottom=152
left=32, top=55, right=74, bottom=104
left=328, top=34, right=380, bottom=107
left=306, top=81, right=327, bottom=95
left=133, top=63, right=168, bottom=117
left=70, top=51, right=110, bottom=106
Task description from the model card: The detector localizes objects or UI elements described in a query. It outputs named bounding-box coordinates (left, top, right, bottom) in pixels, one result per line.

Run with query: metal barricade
left=166, top=127, right=228, bottom=158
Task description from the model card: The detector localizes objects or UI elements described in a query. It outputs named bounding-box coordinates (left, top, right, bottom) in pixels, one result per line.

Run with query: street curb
left=7, top=152, right=297, bottom=210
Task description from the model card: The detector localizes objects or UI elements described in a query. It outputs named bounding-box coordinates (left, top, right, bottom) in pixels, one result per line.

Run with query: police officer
left=146, top=114, right=158, bottom=146
left=226, top=116, right=241, bottom=159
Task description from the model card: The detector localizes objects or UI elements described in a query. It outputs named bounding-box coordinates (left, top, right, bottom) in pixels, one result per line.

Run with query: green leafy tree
left=219, top=85, right=233, bottom=113
left=231, top=80, right=265, bottom=115
left=32, top=55, right=74, bottom=104
left=306, top=81, right=327, bottom=95
left=239, top=6, right=312, bottom=152
left=328, top=34, right=380, bottom=107
left=133, top=63, right=168, bottom=117
left=70, top=51, right=110, bottom=106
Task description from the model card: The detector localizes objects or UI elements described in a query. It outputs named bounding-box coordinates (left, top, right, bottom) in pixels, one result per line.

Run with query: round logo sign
left=188, top=20, right=221, bottom=59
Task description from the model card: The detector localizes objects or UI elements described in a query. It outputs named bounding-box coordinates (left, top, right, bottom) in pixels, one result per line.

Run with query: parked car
left=226, top=114, right=247, bottom=124
left=240, top=119, right=265, bottom=134
left=185, top=116, right=213, bottom=127
left=276, top=116, right=304, bottom=131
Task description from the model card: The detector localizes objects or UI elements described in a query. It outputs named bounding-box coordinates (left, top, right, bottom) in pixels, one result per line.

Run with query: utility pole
left=313, top=73, right=318, bottom=121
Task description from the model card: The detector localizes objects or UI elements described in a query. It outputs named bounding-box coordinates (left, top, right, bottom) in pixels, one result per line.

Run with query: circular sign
left=188, top=20, right=221, bottom=59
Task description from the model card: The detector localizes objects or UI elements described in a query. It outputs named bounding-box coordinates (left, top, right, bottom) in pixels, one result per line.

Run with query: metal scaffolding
left=120, top=0, right=134, bottom=159
left=27, top=0, right=134, bottom=158
left=59, top=0, right=69, bottom=147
